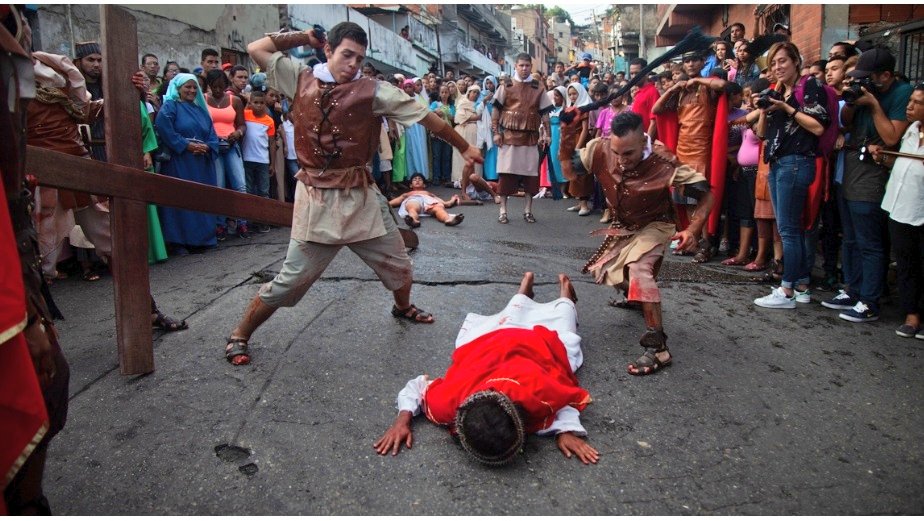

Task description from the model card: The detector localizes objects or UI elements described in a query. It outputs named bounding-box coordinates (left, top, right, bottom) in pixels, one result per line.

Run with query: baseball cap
left=581, top=52, right=592, bottom=61
left=847, top=47, right=896, bottom=78
left=221, top=62, right=232, bottom=71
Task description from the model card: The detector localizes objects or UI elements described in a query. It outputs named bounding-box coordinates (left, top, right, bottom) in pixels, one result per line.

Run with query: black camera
left=841, top=77, right=875, bottom=105
left=755, top=88, right=783, bottom=109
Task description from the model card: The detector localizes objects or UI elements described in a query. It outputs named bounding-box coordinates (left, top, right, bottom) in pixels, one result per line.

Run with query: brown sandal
left=391, top=304, right=435, bottom=324
left=225, top=337, right=251, bottom=365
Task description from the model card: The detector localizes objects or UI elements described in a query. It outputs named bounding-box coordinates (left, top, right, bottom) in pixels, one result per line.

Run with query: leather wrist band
left=433, top=119, right=470, bottom=151
left=267, top=30, right=319, bottom=52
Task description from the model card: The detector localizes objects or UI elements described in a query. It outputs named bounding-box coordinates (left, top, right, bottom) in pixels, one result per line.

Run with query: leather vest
left=592, top=142, right=677, bottom=231
left=498, top=80, right=543, bottom=146
left=289, top=69, right=380, bottom=188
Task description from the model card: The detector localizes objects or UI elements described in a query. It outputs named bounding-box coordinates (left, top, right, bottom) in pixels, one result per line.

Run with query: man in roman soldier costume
left=0, top=6, right=69, bottom=514
left=560, top=111, right=714, bottom=375
left=491, top=53, right=554, bottom=224
left=374, top=272, right=598, bottom=466
left=226, top=22, right=482, bottom=365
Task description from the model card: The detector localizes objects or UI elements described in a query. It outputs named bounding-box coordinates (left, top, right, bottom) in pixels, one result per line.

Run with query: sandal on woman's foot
left=444, top=213, right=464, bottom=226
left=523, top=212, right=536, bottom=223
left=721, top=257, right=749, bottom=266
left=498, top=212, right=509, bottom=224
left=404, top=215, right=421, bottom=229
left=225, top=337, right=251, bottom=365
left=743, top=261, right=767, bottom=272
left=627, top=348, right=672, bottom=376
left=391, top=304, right=435, bottom=324
left=152, top=310, right=188, bottom=332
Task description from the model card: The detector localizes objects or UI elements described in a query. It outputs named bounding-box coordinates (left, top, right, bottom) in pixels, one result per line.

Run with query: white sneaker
left=794, top=288, right=811, bottom=303
left=578, top=207, right=592, bottom=216
left=754, top=287, right=796, bottom=309
left=533, top=188, right=547, bottom=199
left=566, top=205, right=581, bottom=212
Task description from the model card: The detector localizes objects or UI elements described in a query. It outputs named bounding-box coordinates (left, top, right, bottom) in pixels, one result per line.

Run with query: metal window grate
left=902, top=28, right=923, bottom=83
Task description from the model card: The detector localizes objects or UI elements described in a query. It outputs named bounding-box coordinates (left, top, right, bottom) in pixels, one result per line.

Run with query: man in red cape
left=374, top=272, right=599, bottom=465
left=0, top=7, right=70, bottom=515
left=652, top=50, right=728, bottom=261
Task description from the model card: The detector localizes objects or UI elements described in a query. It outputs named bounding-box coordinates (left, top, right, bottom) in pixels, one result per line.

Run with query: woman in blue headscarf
left=478, top=75, right=499, bottom=181
left=546, top=85, right=569, bottom=199
left=155, top=73, right=220, bottom=254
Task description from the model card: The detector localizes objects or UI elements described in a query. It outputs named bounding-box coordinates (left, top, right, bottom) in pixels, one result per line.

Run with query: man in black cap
left=823, top=47, right=912, bottom=323
left=73, top=41, right=106, bottom=161
left=771, top=23, right=791, bottom=41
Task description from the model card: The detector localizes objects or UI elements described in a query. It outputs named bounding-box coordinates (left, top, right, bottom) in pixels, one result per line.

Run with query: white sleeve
left=536, top=406, right=586, bottom=437
left=395, top=375, right=430, bottom=416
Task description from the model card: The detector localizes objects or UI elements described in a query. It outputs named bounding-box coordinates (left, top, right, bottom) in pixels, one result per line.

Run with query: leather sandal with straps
left=523, top=212, right=536, bottom=223
left=498, top=212, right=509, bottom=224
left=627, top=327, right=672, bottom=376
left=391, top=304, right=435, bottom=323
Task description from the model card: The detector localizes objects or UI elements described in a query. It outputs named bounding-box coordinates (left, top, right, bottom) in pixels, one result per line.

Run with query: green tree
left=545, top=5, right=574, bottom=26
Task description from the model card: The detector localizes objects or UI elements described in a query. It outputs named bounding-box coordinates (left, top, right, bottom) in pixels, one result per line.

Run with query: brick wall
left=703, top=4, right=759, bottom=39
left=850, top=4, right=923, bottom=24
left=790, top=4, right=824, bottom=63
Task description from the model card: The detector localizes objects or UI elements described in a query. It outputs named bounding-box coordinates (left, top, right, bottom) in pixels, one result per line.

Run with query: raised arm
left=247, top=29, right=325, bottom=72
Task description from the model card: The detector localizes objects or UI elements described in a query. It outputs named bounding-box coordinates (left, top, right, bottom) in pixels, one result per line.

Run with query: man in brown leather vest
left=491, top=53, right=553, bottom=224
left=223, top=22, right=481, bottom=366
left=560, top=111, right=713, bottom=376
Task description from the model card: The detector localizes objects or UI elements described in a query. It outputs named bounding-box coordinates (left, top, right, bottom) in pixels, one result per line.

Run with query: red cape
left=803, top=157, right=827, bottom=230
left=424, top=326, right=591, bottom=434
left=0, top=166, right=48, bottom=506
left=657, top=93, right=729, bottom=235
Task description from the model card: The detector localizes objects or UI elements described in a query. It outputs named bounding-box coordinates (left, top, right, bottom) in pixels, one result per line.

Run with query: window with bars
left=902, top=28, right=923, bottom=82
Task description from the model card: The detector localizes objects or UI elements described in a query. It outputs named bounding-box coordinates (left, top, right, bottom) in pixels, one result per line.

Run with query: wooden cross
left=25, top=6, right=293, bottom=375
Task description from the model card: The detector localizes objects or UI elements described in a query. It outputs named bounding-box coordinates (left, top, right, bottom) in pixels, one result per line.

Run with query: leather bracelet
left=267, top=30, right=320, bottom=52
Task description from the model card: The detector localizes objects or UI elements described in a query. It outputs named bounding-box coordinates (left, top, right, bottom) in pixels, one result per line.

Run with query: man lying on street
left=375, top=272, right=598, bottom=466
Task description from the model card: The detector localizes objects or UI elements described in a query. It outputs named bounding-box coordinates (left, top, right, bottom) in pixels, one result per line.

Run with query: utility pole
left=639, top=4, right=646, bottom=60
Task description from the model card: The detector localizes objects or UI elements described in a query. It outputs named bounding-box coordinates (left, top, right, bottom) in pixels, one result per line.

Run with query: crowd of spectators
left=50, top=25, right=923, bottom=338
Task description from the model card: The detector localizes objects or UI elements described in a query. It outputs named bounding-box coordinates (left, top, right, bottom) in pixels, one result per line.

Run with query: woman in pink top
left=204, top=69, right=249, bottom=239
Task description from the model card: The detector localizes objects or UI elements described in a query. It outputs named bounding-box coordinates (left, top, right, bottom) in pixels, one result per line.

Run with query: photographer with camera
left=752, top=42, right=830, bottom=310
left=825, top=48, right=913, bottom=322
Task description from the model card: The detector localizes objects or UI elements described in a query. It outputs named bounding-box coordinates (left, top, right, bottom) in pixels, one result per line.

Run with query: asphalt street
left=42, top=187, right=922, bottom=515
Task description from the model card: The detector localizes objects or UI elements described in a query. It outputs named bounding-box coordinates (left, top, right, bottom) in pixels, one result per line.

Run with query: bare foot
left=559, top=273, right=577, bottom=303
left=518, top=272, right=535, bottom=299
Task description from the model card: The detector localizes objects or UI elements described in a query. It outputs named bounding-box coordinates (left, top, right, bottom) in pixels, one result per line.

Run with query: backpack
left=793, top=75, right=839, bottom=159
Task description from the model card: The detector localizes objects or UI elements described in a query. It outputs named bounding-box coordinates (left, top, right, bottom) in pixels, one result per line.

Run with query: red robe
left=424, top=326, right=591, bottom=434
left=0, top=168, right=48, bottom=511
left=0, top=19, right=49, bottom=511
left=655, top=94, right=729, bottom=234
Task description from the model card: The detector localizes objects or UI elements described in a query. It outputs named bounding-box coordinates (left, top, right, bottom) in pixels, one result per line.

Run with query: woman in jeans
left=753, top=42, right=830, bottom=309
left=204, top=69, right=249, bottom=239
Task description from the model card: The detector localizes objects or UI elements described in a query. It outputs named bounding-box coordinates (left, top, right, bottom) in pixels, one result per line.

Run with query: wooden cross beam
left=27, top=6, right=294, bottom=375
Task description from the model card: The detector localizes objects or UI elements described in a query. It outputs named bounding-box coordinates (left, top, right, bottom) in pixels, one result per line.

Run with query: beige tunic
left=267, top=53, right=428, bottom=244
left=494, top=79, right=553, bottom=176
left=579, top=138, right=707, bottom=287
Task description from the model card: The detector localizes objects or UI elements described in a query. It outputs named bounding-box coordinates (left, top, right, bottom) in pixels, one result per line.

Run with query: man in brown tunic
left=224, top=22, right=481, bottom=365
left=491, top=52, right=553, bottom=224
left=560, top=111, right=713, bottom=375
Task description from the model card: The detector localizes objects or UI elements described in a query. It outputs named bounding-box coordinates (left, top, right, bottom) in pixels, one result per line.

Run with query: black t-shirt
left=763, top=76, right=830, bottom=163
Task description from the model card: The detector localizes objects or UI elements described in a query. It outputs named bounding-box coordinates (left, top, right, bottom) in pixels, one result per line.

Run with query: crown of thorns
left=455, top=390, right=526, bottom=466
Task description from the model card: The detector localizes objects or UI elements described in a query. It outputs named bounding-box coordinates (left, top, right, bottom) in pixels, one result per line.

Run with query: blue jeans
left=838, top=193, right=887, bottom=311
left=768, top=154, right=815, bottom=289
left=244, top=161, right=270, bottom=198
left=215, top=143, right=248, bottom=227
left=431, top=138, right=452, bottom=184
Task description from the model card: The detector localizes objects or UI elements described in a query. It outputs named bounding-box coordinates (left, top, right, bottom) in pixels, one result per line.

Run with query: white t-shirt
left=282, top=119, right=297, bottom=160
